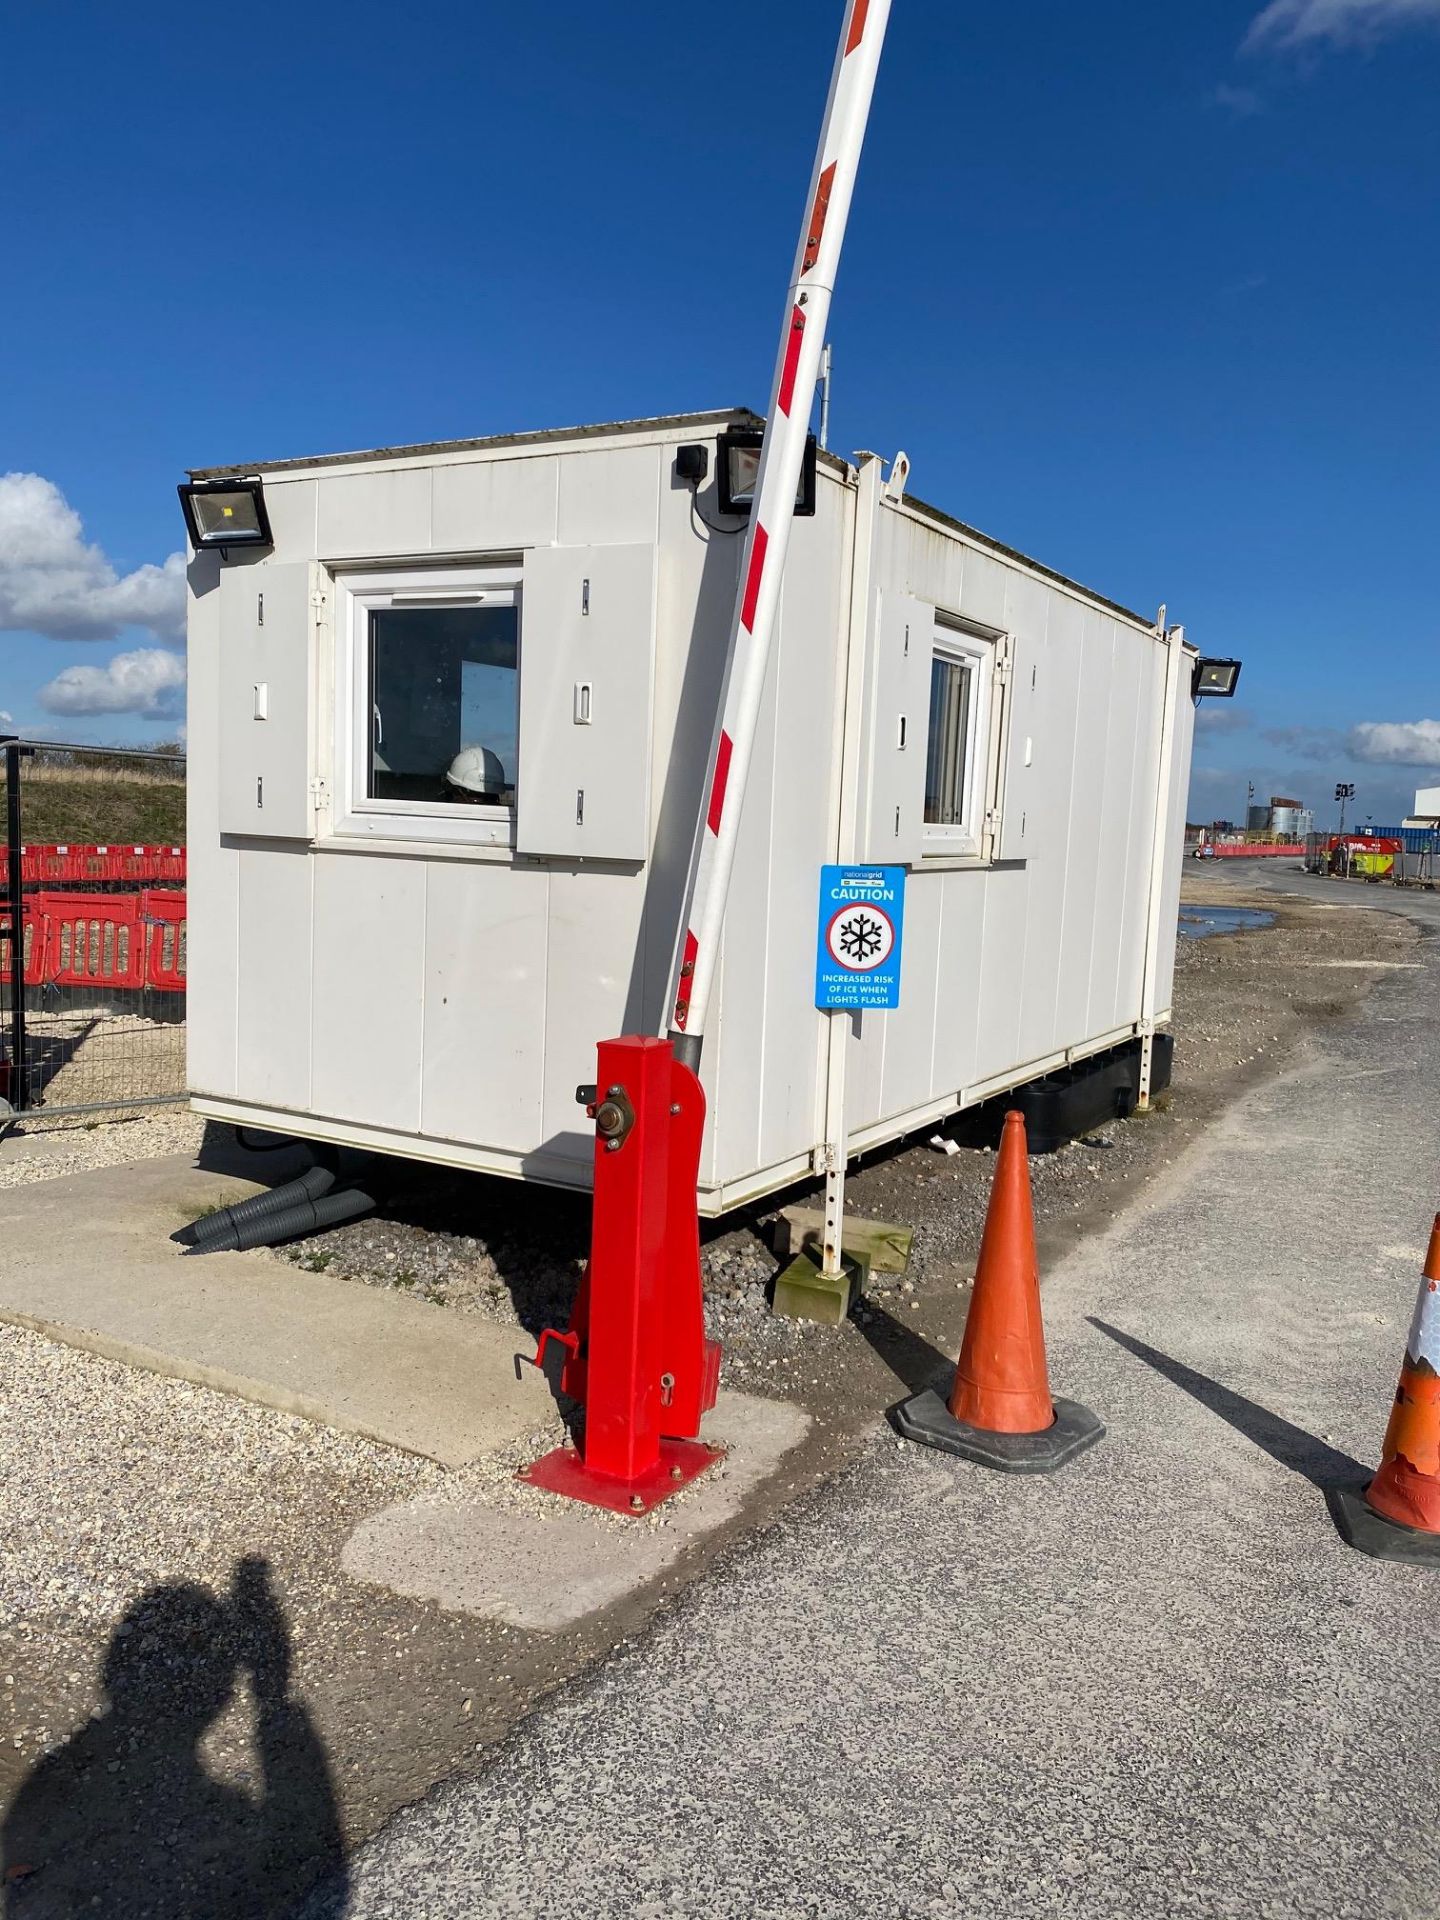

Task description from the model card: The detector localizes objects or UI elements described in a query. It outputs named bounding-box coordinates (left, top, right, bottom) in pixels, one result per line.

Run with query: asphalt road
left=316, top=880, right=1440, bottom=1920
left=1202, top=853, right=1440, bottom=931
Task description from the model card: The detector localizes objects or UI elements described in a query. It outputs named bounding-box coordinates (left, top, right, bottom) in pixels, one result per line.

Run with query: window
left=369, top=606, right=517, bottom=805
left=336, top=565, right=521, bottom=846
left=922, top=629, right=991, bottom=854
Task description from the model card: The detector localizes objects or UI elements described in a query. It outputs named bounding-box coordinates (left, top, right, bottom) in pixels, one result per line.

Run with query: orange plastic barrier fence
left=0, top=845, right=186, bottom=885
left=0, top=889, right=187, bottom=992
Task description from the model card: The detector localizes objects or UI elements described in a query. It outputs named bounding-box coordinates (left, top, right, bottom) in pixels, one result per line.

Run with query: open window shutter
left=995, top=632, right=1040, bottom=860
left=862, top=590, right=933, bottom=863
left=217, top=561, right=316, bottom=839
left=515, top=544, right=656, bottom=862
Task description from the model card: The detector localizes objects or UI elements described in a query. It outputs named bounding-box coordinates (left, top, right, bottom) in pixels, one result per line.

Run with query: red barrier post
left=521, top=1036, right=722, bottom=1515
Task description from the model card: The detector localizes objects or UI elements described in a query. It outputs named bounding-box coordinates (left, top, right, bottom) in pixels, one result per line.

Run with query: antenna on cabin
left=818, top=341, right=833, bottom=450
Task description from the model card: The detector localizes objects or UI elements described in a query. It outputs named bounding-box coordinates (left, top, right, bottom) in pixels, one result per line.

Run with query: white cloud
left=1244, top=0, right=1440, bottom=50
left=1210, top=82, right=1265, bottom=113
left=1349, top=719, right=1440, bottom=766
left=0, top=711, right=11, bottom=725
left=38, top=648, right=186, bottom=720
left=0, top=473, right=185, bottom=644
left=1195, top=704, right=1253, bottom=734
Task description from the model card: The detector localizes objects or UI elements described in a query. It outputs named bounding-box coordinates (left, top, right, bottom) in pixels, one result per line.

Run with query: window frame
left=921, top=622, right=994, bottom=857
left=332, top=563, right=522, bottom=848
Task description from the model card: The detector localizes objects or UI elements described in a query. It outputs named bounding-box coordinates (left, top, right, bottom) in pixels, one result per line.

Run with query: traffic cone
left=1330, top=1217, right=1440, bottom=1562
left=892, top=1111, right=1104, bottom=1474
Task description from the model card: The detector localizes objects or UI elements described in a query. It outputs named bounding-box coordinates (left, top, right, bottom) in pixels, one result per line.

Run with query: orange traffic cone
left=1331, top=1217, right=1440, bottom=1561
left=893, top=1111, right=1104, bottom=1473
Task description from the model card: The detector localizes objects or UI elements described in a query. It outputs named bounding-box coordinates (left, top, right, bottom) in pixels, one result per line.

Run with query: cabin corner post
left=1137, top=619, right=1186, bottom=1109
left=818, top=452, right=885, bottom=1277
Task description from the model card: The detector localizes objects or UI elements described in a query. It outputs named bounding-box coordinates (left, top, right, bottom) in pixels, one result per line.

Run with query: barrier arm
left=521, top=0, right=894, bottom=1513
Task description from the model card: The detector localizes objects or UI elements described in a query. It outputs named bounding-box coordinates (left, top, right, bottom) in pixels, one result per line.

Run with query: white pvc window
left=334, top=565, right=521, bottom=846
left=923, top=627, right=991, bottom=855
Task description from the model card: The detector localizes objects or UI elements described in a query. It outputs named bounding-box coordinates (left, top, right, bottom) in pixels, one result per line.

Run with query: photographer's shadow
left=3, top=1557, right=347, bottom=1918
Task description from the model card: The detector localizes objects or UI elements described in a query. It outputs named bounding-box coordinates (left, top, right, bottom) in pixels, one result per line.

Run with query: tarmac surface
left=317, top=871, right=1440, bottom=1920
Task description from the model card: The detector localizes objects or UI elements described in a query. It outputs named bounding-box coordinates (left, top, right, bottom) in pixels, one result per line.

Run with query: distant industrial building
left=1245, top=795, right=1313, bottom=841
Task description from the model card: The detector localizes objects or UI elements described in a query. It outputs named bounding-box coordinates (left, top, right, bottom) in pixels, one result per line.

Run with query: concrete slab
left=338, top=1393, right=810, bottom=1631
left=0, top=1152, right=539, bottom=1466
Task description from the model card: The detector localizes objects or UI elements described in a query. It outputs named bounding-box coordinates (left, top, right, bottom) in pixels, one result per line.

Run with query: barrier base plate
left=891, top=1388, right=1104, bottom=1476
left=518, top=1437, right=723, bottom=1516
left=1327, top=1483, right=1440, bottom=1564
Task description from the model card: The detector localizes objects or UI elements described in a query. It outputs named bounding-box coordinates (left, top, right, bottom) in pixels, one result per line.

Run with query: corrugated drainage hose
left=186, top=1185, right=375, bottom=1254
left=178, top=1164, right=338, bottom=1248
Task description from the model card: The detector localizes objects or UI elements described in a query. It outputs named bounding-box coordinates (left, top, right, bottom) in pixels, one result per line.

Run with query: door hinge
left=309, top=776, right=330, bottom=811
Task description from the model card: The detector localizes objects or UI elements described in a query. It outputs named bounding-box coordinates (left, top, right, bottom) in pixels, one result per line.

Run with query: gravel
left=0, top=1320, right=440, bottom=1647
left=0, top=1107, right=204, bottom=1188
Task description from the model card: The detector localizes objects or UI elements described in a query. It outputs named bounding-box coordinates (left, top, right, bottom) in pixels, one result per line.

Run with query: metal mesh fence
left=2, top=740, right=187, bottom=1124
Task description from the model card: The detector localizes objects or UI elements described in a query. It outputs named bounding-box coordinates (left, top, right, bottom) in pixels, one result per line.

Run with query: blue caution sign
left=815, top=865, right=907, bottom=1011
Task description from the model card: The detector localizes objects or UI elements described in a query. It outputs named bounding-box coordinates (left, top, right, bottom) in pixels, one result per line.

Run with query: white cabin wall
left=1114, top=630, right=1166, bottom=1024
left=642, top=461, right=739, bottom=1184
left=1150, top=671, right=1196, bottom=1018
left=709, top=470, right=852, bottom=1190
left=432, top=456, right=558, bottom=551
left=235, top=846, right=313, bottom=1111
left=419, top=858, right=548, bottom=1149
left=846, top=501, right=1172, bottom=1134
left=310, top=851, right=426, bottom=1131
left=317, top=466, right=433, bottom=558
left=1053, top=608, right=1112, bottom=1047
left=187, top=423, right=1191, bottom=1209
left=185, top=547, right=239, bottom=1099
left=1015, top=590, right=1083, bottom=1064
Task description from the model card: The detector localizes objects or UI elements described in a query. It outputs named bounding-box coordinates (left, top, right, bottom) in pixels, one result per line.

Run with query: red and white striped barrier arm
left=667, top=0, right=892, bottom=1063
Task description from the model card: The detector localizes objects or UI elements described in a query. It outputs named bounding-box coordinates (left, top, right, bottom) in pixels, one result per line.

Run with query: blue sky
left=1, top=0, right=1437, bottom=827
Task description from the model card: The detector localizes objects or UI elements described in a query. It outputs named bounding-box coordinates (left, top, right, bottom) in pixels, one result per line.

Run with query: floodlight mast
left=668, top=0, right=893, bottom=1069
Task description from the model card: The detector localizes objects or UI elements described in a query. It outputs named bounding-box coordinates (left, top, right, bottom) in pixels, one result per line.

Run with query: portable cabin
left=183, top=408, right=1196, bottom=1214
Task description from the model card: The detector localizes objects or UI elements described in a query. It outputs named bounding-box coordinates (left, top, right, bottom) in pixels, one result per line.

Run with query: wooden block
left=773, top=1206, right=913, bottom=1277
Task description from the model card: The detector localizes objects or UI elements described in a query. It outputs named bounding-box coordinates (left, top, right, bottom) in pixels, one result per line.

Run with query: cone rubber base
left=1327, top=1483, right=1440, bottom=1564
left=518, top=1438, right=722, bottom=1516
left=891, top=1387, right=1104, bottom=1475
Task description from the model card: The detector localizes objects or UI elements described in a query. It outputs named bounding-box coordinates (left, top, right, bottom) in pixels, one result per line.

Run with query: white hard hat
left=445, top=745, right=506, bottom=797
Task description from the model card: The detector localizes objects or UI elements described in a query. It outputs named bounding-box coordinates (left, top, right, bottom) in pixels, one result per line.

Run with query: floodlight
left=178, top=477, right=272, bottom=551
left=1193, top=657, right=1242, bottom=699
left=716, top=428, right=817, bottom=517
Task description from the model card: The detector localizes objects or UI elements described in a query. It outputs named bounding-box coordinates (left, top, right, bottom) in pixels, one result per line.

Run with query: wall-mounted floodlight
left=177, top=477, right=272, bottom=552
left=1194, top=657, right=1242, bottom=699
left=716, top=428, right=817, bottom=518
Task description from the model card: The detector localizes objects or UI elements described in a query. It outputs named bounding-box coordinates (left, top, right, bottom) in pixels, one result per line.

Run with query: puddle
left=1178, top=906, right=1276, bottom=940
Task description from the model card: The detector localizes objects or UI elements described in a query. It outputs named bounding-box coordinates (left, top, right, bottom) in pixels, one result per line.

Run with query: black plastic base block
left=891, top=1388, right=1105, bottom=1475
left=1327, top=1483, right=1440, bottom=1564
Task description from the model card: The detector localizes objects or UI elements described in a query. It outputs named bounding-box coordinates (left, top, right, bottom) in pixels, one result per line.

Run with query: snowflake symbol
left=838, top=911, right=886, bottom=964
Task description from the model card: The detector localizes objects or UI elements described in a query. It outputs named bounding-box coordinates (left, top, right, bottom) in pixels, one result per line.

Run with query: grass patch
left=7, top=751, right=186, bottom=845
